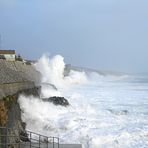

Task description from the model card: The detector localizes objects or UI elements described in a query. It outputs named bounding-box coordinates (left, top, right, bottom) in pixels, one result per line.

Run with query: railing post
left=53, top=137, right=54, bottom=148
left=39, top=135, right=40, bottom=148
left=47, top=137, right=48, bottom=148
left=6, top=128, right=8, bottom=148
left=58, top=138, right=59, bottom=148
left=0, top=127, right=6, bottom=148
left=19, top=131, right=20, bottom=148
left=30, top=132, right=31, bottom=148
left=0, top=128, right=62, bottom=148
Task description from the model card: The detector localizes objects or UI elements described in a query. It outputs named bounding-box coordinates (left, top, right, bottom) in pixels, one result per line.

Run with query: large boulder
left=43, top=96, right=70, bottom=107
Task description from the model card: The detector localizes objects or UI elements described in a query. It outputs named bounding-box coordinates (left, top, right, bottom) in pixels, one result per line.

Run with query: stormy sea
left=18, top=55, right=148, bottom=148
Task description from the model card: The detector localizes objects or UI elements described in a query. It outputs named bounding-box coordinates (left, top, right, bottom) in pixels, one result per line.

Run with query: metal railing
left=0, top=127, right=59, bottom=148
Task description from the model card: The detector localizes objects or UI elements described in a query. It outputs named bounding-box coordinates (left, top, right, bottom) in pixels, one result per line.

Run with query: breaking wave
left=35, top=54, right=87, bottom=89
left=18, top=54, right=148, bottom=148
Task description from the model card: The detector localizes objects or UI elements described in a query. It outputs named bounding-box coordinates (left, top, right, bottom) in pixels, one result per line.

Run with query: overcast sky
left=0, top=0, right=148, bottom=72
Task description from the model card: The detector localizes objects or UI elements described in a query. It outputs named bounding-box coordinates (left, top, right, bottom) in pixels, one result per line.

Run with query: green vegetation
left=3, top=95, right=15, bottom=109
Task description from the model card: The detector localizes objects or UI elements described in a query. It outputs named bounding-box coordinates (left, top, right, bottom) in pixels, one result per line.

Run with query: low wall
left=0, top=81, right=35, bottom=99
left=0, top=60, right=41, bottom=85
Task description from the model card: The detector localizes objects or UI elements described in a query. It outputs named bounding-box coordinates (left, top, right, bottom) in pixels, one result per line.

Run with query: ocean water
left=18, top=55, right=148, bottom=148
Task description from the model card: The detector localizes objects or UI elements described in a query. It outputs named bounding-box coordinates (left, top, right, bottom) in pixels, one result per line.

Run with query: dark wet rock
left=43, top=96, right=70, bottom=107
left=18, top=87, right=41, bottom=97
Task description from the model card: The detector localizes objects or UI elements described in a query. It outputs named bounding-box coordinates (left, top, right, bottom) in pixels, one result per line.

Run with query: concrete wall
left=0, top=81, right=35, bottom=99
left=0, top=59, right=41, bottom=99
left=0, top=60, right=41, bottom=85
left=0, top=60, right=42, bottom=146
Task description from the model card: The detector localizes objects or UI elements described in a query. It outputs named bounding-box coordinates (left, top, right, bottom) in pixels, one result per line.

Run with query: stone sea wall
left=0, top=59, right=41, bottom=126
left=0, top=82, right=35, bottom=99
left=0, top=59, right=41, bottom=99
left=0, top=60, right=41, bottom=146
left=0, top=59, right=41, bottom=84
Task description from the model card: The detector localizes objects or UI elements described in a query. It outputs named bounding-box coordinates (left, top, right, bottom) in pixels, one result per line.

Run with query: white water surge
left=18, top=55, right=148, bottom=148
left=35, top=54, right=87, bottom=89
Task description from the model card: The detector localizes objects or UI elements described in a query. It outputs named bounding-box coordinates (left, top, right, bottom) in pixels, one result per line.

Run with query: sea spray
left=18, top=90, right=97, bottom=147
left=19, top=54, right=93, bottom=146
left=35, top=54, right=87, bottom=89
left=18, top=95, right=70, bottom=136
left=40, top=84, right=61, bottom=98
left=18, top=54, right=148, bottom=148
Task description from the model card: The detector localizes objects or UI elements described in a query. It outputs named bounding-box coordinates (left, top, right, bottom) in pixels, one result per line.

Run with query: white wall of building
left=0, top=54, right=15, bottom=61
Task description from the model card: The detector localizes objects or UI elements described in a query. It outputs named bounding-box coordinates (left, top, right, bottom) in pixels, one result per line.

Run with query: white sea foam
left=18, top=54, right=148, bottom=148
left=35, top=54, right=87, bottom=89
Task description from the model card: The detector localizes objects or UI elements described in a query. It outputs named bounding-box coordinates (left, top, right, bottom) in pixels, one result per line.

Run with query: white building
left=0, top=50, right=16, bottom=61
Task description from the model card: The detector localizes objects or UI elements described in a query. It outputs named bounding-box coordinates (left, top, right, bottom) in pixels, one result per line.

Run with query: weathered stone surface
left=0, top=82, right=35, bottom=99
left=0, top=60, right=41, bottom=99
left=0, top=60, right=42, bottom=147
left=0, top=87, right=40, bottom=146
left=0, top=100, right=8, bottom=126
left=43, top=96, right=70, bottom=107
left=18, top=87, right=41, bottom=97
left=0, top=59, right=41, bottom=85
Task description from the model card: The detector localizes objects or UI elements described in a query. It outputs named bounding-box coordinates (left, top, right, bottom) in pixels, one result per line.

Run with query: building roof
left=0, top=50, right=15, bottom=54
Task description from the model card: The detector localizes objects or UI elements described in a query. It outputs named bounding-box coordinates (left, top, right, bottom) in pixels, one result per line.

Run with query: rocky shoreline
left=42, top=96, right=70, bottom=107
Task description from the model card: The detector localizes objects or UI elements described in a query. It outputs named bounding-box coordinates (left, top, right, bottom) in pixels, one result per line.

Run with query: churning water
left=18, top=55, right=148, bottom=148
